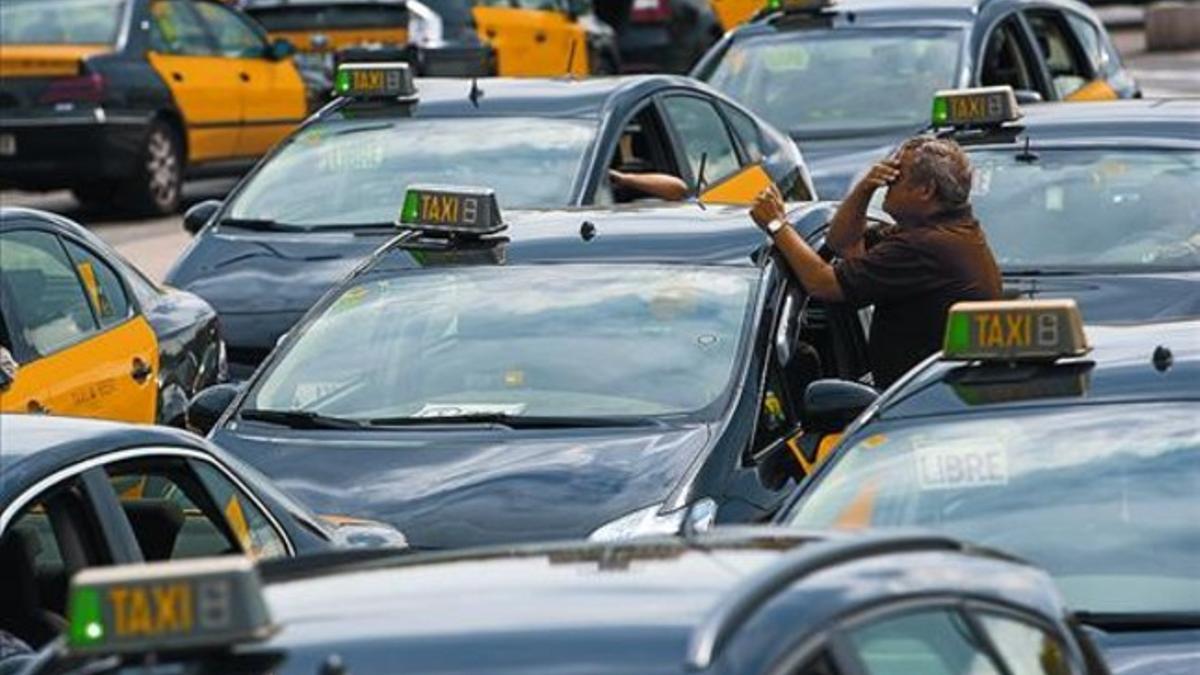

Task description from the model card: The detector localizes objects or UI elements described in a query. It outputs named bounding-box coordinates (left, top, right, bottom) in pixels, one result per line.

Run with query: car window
left=847, top=609, right=1003, bottom=675
left=193, top=461, right=289, bottom=561
left=1025, top=10, right=1090, bottom=98
left=978, top=614, right=1072, bottom=675
left=149, top=0, right=215, bottom=56
left=105, top=458, right=242, bottom=561
left=0, top=0, right=126, bottom=45
left=721, top=103, right=765, bottom=164
left=980, top=18, right=1038, bottom=96
left=1066, top=13, right=1103, bottom=71
left=661, top=96, right=742, bottom=188
left=0, top=230, right=100, bottom=358
left=193, top=1, right=267, bottom=58
left=61, top=240, right=132, bottom=329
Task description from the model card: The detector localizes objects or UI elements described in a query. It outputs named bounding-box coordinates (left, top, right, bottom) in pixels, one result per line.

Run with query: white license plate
left=0, top=134, right=14, bottom=157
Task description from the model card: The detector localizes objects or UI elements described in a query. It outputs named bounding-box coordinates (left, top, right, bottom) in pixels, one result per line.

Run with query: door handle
left=171, top=71, right=184, bottom=82
left=131, top=358, right=153, bottom=384
left=239, top=72, right=250, bottom=83
left=534, top=31, right=547, bottom=43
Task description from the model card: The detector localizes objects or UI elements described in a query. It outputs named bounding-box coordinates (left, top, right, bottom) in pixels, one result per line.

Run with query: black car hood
left=1004, top=271, right=1200, bottom=323
left=166, top=229, right=391, bottom=369
left=1088, top=629, right=1200, bottom=675
left=212, top=422, right=711, bottom=549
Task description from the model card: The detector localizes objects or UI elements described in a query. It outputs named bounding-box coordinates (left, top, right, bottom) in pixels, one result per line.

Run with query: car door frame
left=972, top=6, right=1055, bottom=101
left=655, top=89, right=761, bottom=196
left=1020, top=3, right=1116, bottom=101
left=578, top=88, right=688, bottom=204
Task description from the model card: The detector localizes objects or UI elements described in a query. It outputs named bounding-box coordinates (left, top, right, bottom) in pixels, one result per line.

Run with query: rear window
left=0, top=0, right=125, bottom=45
left=243, top=2, right=409, bottom=31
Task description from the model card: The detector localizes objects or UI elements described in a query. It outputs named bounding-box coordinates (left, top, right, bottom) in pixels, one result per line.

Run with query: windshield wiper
left=218, top=217, right=310, bottom=232
left=1002, top=268, right=1087, bottom=277
left=1074, top=611, right=1200, bottom=632
left=239, top=408, right=365, bottom=430
left=365, top=413, right=660, bottom=430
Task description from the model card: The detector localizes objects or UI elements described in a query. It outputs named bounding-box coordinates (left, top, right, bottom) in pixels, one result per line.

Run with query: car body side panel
left=145, top=287, right=222, bottom=426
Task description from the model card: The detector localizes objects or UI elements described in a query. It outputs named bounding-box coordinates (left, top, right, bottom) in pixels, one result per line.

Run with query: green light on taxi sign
left=68, top=587, right=104, bottom=647
left=942, top=299, right=1090, bottom=362
left=931, top=86, right=1020, bottom=128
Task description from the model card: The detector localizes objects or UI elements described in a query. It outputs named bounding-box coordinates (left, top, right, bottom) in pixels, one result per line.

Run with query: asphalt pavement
left=1, top=30, right=1196, bottom=283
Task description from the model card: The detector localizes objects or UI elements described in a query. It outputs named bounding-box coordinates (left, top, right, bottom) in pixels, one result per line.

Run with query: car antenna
left=468, top=77, right=483, bottom=108
left=1015, top=136, right=1038, bottom=164
left=695, top=152, right=708, bottom=211
left=565, top=39, right=578, bottom=79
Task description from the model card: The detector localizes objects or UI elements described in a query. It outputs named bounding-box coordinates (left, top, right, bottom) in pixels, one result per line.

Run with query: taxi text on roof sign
left=398, top=184, right=505, bottom=235
left=942, top=299, right=1090, bottom=362
left=334, top=62, right=415, bottom=99
left=67, top=557, right=273, bottom=654
left=931, top=86, right=1020, bottom=127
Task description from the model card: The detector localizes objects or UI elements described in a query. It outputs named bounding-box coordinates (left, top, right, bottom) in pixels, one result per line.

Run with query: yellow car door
left=192, top=2, right=308, bottom=158
left=147, top=0, right=242, bottom=161
left=0, top=230, right=158, bottom=423
left=710, top=0, right=761, bottom=30
left=473, top=1, right=589, bottom=76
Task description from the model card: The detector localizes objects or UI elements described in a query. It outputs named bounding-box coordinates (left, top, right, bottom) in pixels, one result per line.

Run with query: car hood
left=1004, top=271, right=1200, bottom=323
left=212, top=422, right=711, bottom=550
left=1088, top=629, right=1200, bottom=675
left=165, top=229, right=391, bottom=369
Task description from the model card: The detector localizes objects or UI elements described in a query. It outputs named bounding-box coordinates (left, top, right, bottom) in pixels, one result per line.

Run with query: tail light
left=38, top=72, right=105, bottom=105
left=631, top=0, right=671, bottom=23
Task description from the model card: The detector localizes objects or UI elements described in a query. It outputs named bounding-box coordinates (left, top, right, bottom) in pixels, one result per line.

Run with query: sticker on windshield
left=915, top=437, right=1008, bottom=491
left=414, top=403, right=526, bottom=418
left=764, top=45, right=810, bottom=71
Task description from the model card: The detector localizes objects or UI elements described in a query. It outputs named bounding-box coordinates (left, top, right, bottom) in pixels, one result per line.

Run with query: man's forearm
left=825, top=183, right=873, bottom=257
left=773, top=224, right=844, bottom=301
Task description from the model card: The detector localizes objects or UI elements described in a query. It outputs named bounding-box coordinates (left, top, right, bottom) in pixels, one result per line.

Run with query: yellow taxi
left=0, top=0, right=307, bottom=215
left=0, top=208, right=225, bottom=426
left=709, top=0, right=761, bottom=29
left=473, top=0, right=618, bottom=75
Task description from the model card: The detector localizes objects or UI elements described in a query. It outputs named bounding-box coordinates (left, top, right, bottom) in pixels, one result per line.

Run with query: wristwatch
left=765, top=218, right=789, bottom=237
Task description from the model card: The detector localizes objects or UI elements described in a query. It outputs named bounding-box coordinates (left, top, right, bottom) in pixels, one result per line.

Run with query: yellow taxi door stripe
left=224, top=495, right=253, bottom=552
left=700, top=163, right=773, bottom=206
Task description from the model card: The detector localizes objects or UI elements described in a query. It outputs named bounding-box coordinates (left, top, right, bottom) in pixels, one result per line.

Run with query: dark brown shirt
left=834, top=207, right=1002, bottom=389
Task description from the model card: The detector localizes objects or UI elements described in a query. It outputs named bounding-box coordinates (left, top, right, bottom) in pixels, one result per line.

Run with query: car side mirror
left=802, top=379, right=878, bottom=434
left=187, top=383, right=243, bottom=435
left=270, top=38, right=296, bottom=61
left=183, top=199, right=221, bottom=235
left=1013, top=89, right=1044, bottom=104
left=0, top=347, right=15, bottom=392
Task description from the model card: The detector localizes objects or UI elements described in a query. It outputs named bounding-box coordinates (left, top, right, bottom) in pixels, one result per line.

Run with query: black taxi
left=692, top=0, right=1140, bottom=197
left=184, top=186, right=874, bottom=550
left=21, top=529, right=1114, bottom=674
left=923, top=88, right=1200, bottom=323
left=0, top=0, right=308, bottom=215
left=0, top=207, right=223, bottom=427
left=167, top=62, right=813, bottom=378
left=0, top=414, right=406, bottom=652
left=777, top=300, right=1200, bottom=675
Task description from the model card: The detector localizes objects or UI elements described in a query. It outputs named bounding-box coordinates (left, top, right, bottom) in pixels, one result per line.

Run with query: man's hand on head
left=855, top=159, right=901, bottom=194
left=750, top=184, right=787, bottom=231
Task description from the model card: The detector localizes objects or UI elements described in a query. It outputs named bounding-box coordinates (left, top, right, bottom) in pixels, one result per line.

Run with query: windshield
left=248, top=265, right=759, bottom=420
left=227, top=117, right=596, bottom=227
left=786, top=404, right=1200, bottom=614
left=706, top=29, right=962, bottom=136
left=969, top=148, right=1200, bottom=271
left=0, top=0, right=124, bottom=45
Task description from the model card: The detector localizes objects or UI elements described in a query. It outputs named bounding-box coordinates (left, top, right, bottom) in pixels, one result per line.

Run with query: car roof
left=877, top=318, right=1200, bottom=421
left=739, top=0, right=1094, bottom=30
left=958, top=99, right=1200, bottom=148
left=319, top=75, right=708, bottom=121
left=254, top=529, right=1064, bottom=671
left=0, top=415, right=209, bottom=509
left=360, top=201, right=837, bottom=277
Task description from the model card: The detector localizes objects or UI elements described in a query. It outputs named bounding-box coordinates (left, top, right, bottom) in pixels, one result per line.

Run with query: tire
left=120, top=119, right=183, bottom=216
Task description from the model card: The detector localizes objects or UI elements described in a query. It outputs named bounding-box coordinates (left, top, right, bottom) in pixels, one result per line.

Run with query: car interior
left=602, top=106, right=685, bottom=203
left=981, top=20, right=1037, bottom=96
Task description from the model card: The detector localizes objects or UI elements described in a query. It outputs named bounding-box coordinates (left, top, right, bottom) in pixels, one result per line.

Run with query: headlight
left=588, top=498, right=717, bottom=542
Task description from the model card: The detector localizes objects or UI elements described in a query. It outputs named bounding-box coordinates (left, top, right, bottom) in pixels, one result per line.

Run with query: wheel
left=119, top=119, right=182, bottom=216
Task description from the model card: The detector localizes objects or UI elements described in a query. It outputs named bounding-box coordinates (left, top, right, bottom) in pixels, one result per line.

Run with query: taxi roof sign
left=931, top=86, right=1020, bottom=128
left=398, top=184, right=505, bottom=235
left=943, top=299, right=1090, bottom=362
left=67, top=557, right=273, bottom=655
left=334, top=62, right=415, bottom=100
left=767, top=0, right=834, bottom=11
